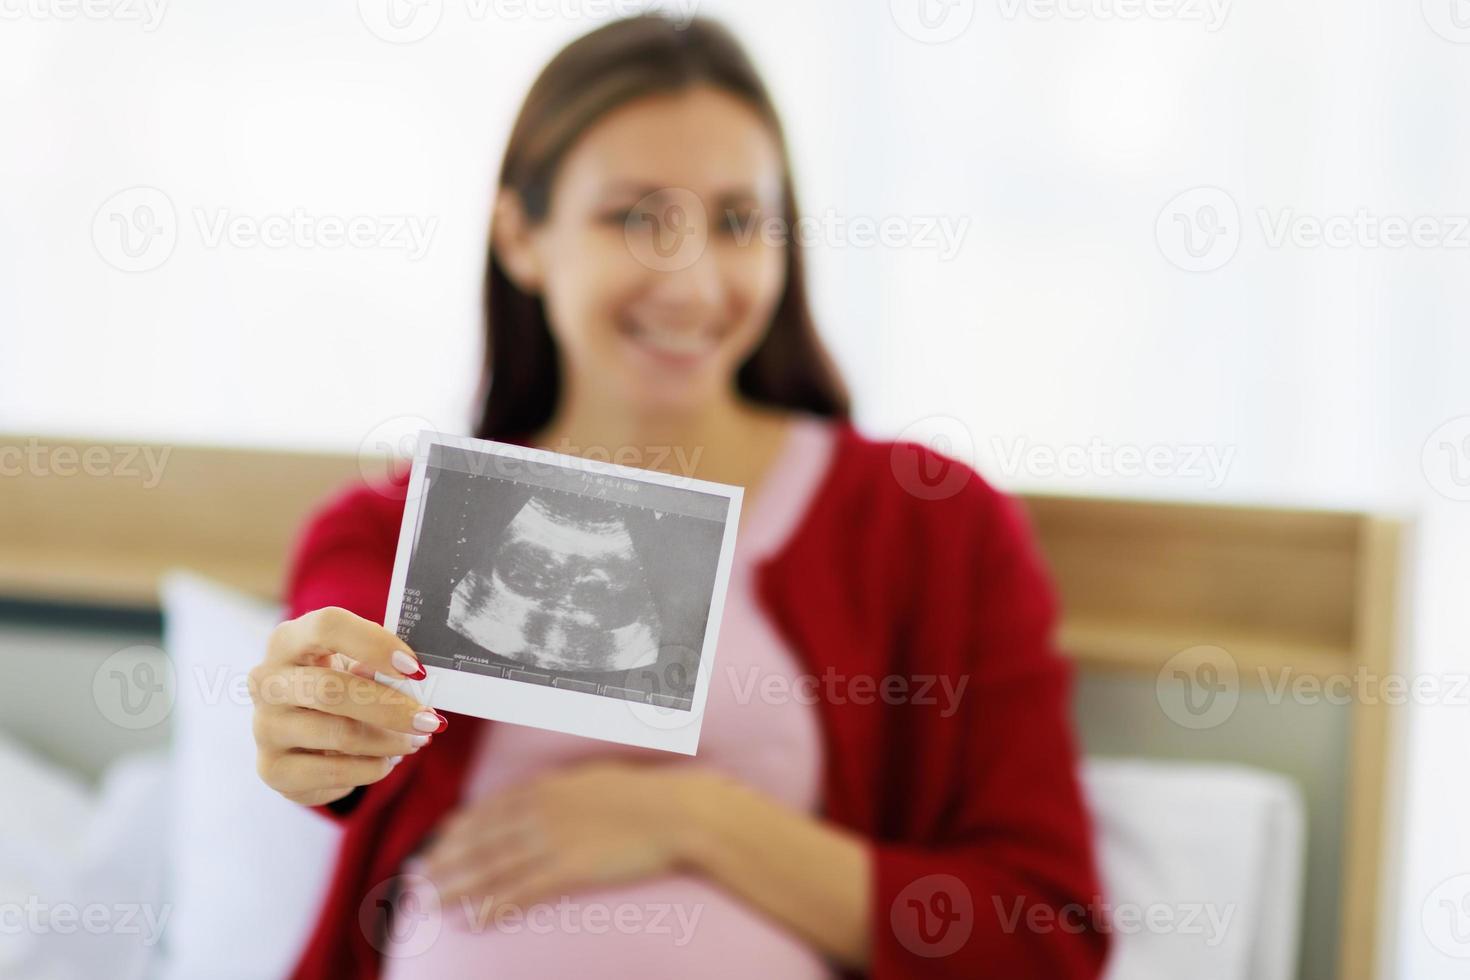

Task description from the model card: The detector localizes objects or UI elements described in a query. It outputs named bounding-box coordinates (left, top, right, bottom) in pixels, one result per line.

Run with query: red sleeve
left=282, top=482, right=404, bottom=822
left=866, top=479, right=1109, bottom=979
left=285, top=483, right=401, bottom=624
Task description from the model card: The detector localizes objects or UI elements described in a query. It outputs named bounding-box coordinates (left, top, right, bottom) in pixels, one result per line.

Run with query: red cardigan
left=284, top=424, right=1109, bottom=979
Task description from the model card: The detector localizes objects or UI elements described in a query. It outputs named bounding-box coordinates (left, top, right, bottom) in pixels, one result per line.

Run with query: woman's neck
left=529, top=389, right=794, bottom=489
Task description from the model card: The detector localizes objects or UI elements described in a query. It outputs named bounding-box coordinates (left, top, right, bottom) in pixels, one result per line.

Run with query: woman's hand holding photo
left=249, top=606, right=446, bottom=808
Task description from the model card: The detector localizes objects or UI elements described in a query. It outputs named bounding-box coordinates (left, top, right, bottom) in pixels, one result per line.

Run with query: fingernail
left=389, top=755, right=404, bottom=767
left=409, top=734, right=431, bottom=749
left=392, top=650, right=427, bottom=680
left=413, top=710, right=448, bottom=733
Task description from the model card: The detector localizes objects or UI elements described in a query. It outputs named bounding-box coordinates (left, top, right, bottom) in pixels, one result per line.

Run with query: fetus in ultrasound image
left=447, top=490, right=663, bottom=672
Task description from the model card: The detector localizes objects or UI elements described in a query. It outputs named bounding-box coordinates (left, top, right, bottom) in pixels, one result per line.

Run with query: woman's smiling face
left=495, top=85, right=789, bottom=419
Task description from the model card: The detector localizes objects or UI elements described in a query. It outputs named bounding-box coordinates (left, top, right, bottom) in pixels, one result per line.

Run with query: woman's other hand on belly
left=420, top=760, right=710, bottom=911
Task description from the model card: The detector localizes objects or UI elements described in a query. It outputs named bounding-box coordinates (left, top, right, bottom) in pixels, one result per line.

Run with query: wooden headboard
left=0, top=433, right=1404, bottom=978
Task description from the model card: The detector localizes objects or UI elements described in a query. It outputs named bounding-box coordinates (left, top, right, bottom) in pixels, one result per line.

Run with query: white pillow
left=1083, top=759, right=1306, bottom=980
left=160, top=573, right=340, bottom=980
left=0, top=737, right=173, bottom=980
left=0, top=734, right=96, bottom=975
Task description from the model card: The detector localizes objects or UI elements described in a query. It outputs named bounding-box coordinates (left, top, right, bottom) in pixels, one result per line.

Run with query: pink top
left=383, top=416, right=839, bottom=980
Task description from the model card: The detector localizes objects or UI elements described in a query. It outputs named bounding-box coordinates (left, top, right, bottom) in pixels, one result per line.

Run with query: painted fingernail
left=392, top=650, right=427, bottom=680
left=413, top=711, right=448, bottom=733
left=409, top=734, right=431, bottom=749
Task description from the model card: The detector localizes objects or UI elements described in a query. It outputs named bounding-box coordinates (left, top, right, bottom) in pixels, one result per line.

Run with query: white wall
left=3, top=2, right=1468, bottom=974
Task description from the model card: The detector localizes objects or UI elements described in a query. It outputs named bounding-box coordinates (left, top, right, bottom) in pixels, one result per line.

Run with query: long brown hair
left=475, top=14, right=850, bottom=441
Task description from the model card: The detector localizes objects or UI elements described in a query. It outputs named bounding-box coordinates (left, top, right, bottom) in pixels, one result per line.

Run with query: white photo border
left=377, top=429, right=744, bottom=755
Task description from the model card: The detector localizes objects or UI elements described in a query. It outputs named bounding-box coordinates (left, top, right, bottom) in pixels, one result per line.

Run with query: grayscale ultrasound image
left=395, top=445, right=730, bottom=711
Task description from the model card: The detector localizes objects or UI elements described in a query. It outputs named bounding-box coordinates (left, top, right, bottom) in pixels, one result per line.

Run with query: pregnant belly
left=379, top=860, right=836, bottom=980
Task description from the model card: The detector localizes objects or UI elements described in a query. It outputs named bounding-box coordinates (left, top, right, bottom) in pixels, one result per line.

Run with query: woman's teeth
left=630, top=326, right=718, bottom=355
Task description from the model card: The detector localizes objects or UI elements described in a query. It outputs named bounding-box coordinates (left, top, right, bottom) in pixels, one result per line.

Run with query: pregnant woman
left=248, top=15, right=1108, bottom=980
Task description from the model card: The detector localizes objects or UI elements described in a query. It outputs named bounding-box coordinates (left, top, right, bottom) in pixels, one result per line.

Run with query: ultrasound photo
left=381, top=432, right=742, bottom=753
